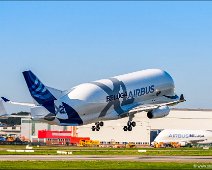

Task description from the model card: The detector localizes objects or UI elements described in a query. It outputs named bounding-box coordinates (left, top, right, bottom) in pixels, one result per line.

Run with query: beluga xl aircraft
left=1, top=69, right=185, bottom=131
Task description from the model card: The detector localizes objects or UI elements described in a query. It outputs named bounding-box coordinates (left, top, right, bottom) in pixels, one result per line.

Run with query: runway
left=0, top=155, right=212, bottom=163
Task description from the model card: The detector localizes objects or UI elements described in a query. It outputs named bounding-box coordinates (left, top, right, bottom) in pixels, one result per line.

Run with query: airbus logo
left=106, top=85, right=155, bottom=102
left=168, top=134, right=205, bottom=138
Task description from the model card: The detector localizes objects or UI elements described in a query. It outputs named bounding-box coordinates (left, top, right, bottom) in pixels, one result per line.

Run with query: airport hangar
left=14, top=108, right=212, bottom=145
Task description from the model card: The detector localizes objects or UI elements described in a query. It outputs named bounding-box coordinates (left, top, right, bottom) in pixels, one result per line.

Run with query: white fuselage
left=52, top=69, right=176, bottom=125
left=154, top=129, right=212, bottom=145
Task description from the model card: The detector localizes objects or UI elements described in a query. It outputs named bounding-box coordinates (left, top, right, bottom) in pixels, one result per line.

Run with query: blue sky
left=0, top=2, right=212, bottom=113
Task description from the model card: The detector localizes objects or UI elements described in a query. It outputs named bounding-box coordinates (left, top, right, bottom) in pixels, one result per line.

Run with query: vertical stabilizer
left=0, top=100, right=8, bottom=117
left=22, top=71, right=56, bottom=105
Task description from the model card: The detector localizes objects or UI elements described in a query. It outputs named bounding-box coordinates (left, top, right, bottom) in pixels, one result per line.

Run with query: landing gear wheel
left=131, top=121, right=136, bottom=127
left=123, top=126, right=128, bottom=131
left=92, top=122, right=104, bottom=131
left=127, top=126, right=132, bottom=131
left=127, top=121, right=131, bottom=127
left=91, top=126, right=96, bottom=131
left=99, top=121, right=104, bottom=127
left=124, top=119, right=136, bottom=131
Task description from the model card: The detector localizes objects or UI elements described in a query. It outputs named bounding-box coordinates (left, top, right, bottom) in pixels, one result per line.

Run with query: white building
left=21, top=119, right=66, bottom=141
left=77, top=109, right=212, bottom=145
left=19, top=109, right=212, bottom=145
left=0, top=126, right=21, bottom=137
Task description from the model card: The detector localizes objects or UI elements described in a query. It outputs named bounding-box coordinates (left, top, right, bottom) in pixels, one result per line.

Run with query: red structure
left=38, top=130, right=90, bottom=145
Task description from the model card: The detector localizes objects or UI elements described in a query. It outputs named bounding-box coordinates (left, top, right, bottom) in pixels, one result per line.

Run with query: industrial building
left=77, top=109, right=212, bottom=145
left=0, top=126, right=21, bottom=136
left=1, top=109, right=212, bottom=145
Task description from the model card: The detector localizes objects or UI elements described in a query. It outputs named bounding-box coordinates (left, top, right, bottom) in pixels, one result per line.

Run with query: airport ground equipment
left=78, top=139, right=100, bottom=147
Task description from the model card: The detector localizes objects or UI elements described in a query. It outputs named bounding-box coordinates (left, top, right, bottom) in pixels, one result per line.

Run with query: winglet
left=179, top=94, right=186, bottom=102
left=1, top=97, right=10, bottom=102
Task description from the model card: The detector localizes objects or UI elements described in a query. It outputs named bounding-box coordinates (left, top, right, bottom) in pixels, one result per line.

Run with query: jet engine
left=147, top=106, right=170, bottom=119
left=179, top=142, right=187, bottom=147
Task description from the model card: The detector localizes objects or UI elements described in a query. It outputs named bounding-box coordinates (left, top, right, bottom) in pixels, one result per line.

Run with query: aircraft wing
left=186, top=139, right=206, bottom=144
left=0, top=99, right=32, bottom=118
left=128, top=94, right=185, bottom=114
left=1, top=97, right=36, bottom=107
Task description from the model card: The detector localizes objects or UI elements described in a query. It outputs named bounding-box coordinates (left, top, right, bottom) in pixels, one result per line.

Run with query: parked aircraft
left=0, top=100, right=8, bottom=119
left=1, top=69, right=185, bottom=131
left=152, top=129, right=212, bottom=146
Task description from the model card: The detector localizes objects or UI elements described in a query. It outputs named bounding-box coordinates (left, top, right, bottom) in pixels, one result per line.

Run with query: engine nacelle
left=147, top=106, right=170, bottom=119
left=179, top=142, right=187, bottom=147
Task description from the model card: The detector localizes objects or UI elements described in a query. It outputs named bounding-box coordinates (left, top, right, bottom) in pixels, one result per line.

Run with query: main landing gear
left=123, top=114, right=136, bottom=131
left=123, top=121, right=136, bottom=131
left=92, top=121, right=104, bottom=131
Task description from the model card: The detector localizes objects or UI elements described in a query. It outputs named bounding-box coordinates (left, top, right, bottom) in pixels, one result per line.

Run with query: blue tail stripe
left=23, top=71, right=56, bottom=105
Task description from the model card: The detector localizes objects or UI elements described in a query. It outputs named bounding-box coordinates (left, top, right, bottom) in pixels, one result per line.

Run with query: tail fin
left=1, top=97, right=10, bottom=102
left=23, top=71, right=56, bottom=105
left=0, top=100, right=8, bottom=118
left=180, top=94, right=186, bottom=102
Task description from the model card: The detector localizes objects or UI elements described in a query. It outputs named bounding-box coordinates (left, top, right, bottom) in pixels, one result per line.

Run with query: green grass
left=0, top=161, right=209, bottom=169
left=0, top=145, right=211, bottom=156
left=0, top=145, right=207, bottom=150
left=72, top=150, right=212, bottom=156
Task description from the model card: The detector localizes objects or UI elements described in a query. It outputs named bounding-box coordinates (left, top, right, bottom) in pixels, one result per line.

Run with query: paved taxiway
left=0, top=155, right=212, bottom=163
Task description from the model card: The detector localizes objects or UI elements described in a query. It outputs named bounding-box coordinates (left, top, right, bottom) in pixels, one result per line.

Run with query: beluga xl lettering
left=106, top=85, right=155, bottom=102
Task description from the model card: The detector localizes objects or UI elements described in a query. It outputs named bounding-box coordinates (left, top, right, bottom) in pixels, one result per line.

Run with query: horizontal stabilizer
left=46, top=86, right=66, bottom=99
left=1, top=97, right=35, bottom=107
